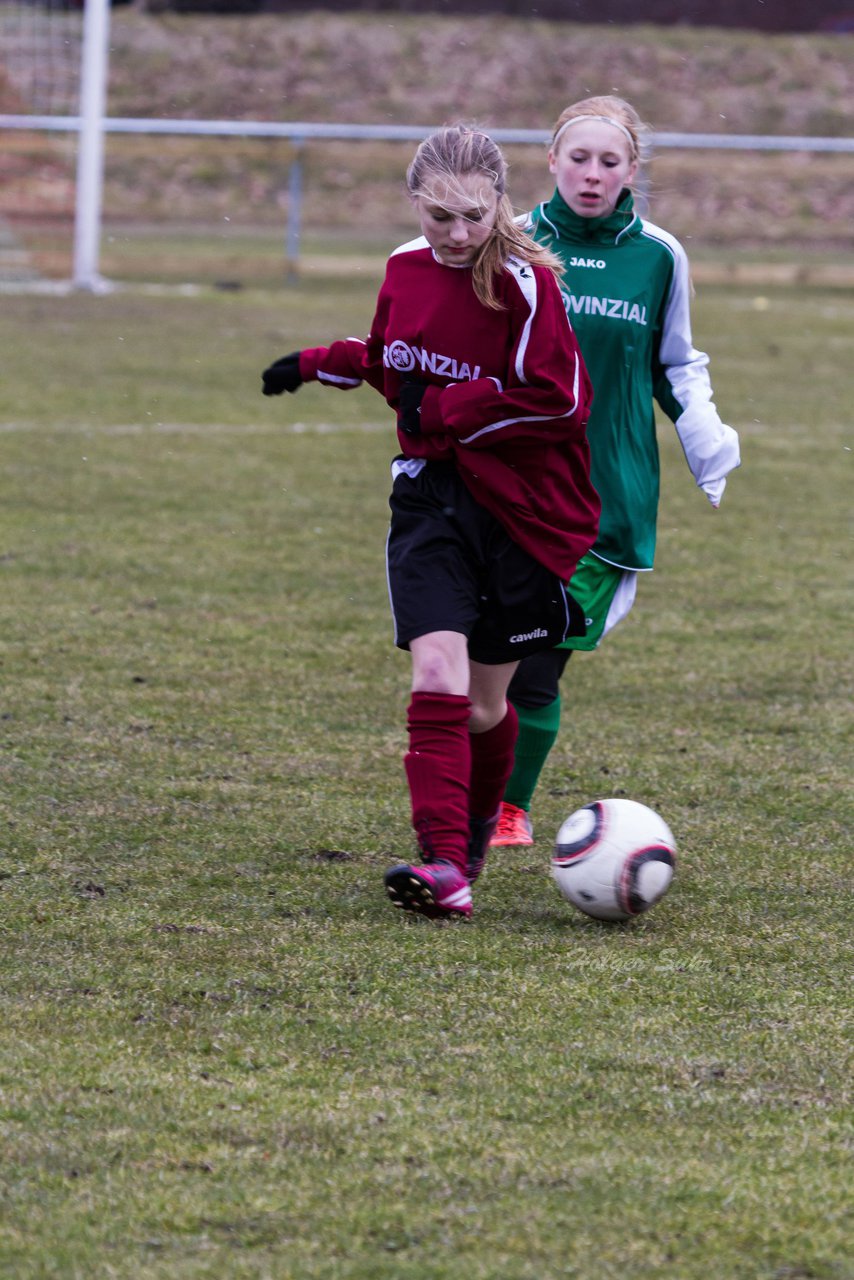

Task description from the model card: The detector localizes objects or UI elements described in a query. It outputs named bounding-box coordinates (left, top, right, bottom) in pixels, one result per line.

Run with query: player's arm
left=262, top=335, right=382, bottom=397
left=652, top=241, right=741, bottom=507
left=261, top=283, right=390, bottom=398
left=418, top=269, right=592, bottom=447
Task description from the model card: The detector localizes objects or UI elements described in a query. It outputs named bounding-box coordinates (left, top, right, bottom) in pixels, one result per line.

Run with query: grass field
left=1, top=277, right=852, bottom=1279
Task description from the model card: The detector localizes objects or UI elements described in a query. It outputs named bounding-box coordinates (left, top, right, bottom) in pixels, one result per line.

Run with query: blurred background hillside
left=1, top=5, right=852, bottom=285
left=131, top=0, right=854, bottom=34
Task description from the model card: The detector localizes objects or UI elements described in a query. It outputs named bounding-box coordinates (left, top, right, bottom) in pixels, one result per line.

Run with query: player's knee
left=410, top=633, right=468, bottom=695
left=468, top=695, right=507, bottom=734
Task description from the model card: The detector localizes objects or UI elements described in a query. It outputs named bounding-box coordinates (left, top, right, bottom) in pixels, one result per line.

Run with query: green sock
left=504, top=695, right=562, bottom=812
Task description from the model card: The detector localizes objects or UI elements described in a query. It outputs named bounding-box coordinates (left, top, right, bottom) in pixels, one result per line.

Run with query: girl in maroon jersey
left=262, top=125, right=599, bottom=920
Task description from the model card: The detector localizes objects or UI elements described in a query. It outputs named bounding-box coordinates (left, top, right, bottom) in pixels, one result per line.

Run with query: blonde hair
left=406, top=125, right=563, bottom=310
left=550, top=95, right=650, bottom=167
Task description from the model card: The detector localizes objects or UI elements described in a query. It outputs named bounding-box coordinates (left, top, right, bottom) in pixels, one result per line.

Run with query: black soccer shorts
left=386, top=460, right=584, bottom=665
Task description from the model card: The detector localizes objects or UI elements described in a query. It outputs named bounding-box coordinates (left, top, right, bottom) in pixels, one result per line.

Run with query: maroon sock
left=468, top=702, right=519, bottom=821
left=404, top=691, right=472, bottom=872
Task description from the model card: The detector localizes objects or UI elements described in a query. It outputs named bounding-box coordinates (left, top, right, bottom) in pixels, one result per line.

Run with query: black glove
left=262, top=352, right=303, bottom=396
left=397, top=377, right=426, bottom=437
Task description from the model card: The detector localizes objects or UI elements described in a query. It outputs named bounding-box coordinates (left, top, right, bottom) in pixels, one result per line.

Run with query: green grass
left=0, top=280, right=852, bottom=1279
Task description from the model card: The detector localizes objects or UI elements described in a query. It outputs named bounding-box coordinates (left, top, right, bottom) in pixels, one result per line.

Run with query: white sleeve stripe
left=638, top=220, right=713, bottom=407
left=505, top=257, right=538, bottom=385
left=389, top=235, right=430, bottom=257
left=458, top=357, right=580, bottom=444
left=535, top=204, right=559, bottom=239
left=317, top=370, right=363, bottom=387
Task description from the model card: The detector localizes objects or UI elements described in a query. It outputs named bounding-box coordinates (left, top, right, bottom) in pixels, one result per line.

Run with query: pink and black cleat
left=384, top=859, right=473, bottom=920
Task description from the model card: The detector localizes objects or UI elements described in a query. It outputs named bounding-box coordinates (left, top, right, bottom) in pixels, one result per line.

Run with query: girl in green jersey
left=491, top=95, right=741, bottom=849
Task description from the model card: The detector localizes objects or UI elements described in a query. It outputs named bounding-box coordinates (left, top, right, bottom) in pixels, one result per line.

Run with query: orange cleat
left=488, top=801, right=534, bottom=847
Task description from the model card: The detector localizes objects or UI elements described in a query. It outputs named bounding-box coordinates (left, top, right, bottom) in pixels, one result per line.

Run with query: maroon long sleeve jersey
left=298, top=236, right=600, bottom=581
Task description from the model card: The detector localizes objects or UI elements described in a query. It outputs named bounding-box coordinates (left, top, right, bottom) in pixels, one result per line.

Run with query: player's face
left=416, top=173, right=499, bottom=267
left=548, top=119, right=638, bottom=219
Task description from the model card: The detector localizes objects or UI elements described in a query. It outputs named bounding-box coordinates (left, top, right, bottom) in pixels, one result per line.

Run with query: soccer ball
left=552, top=798, right=676, bottom=922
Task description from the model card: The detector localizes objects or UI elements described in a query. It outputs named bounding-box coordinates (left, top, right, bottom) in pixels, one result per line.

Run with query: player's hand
left=701, top=476, right=727, bottom=507
left=700, top=422, right=740, bottom=505
left=397, top=377, right=426, bottom=436
left=262, top=352, right=303, bottom=396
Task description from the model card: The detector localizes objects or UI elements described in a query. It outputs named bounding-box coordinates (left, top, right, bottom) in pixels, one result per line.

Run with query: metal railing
left=2, top=111, right=853, bottom=288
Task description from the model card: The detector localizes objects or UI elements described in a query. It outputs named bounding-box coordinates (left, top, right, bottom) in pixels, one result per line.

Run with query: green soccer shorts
left=560, top=553, right=640, bottom=652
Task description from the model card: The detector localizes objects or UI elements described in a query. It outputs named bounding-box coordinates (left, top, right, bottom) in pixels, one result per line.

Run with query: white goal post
left=74, top=0, right=110, bottom=291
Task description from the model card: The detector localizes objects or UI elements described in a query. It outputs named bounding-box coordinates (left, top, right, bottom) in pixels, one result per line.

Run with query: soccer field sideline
left=4, top=257, right=854, bottom=297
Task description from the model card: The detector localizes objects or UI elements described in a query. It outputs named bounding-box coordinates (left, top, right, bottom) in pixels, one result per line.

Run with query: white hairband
left=552, top=114, right=635, bottom=152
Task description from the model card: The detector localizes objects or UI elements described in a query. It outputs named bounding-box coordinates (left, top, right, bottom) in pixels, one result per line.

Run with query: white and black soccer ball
left=552, top=798, right=676, bottom=922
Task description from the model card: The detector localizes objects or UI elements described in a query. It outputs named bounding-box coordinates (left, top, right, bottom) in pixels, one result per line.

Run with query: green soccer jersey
left=527, top=189, right=740, bottom=570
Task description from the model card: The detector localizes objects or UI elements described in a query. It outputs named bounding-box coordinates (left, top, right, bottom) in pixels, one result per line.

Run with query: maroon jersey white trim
left=299, top=239, right=600, bottom=580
